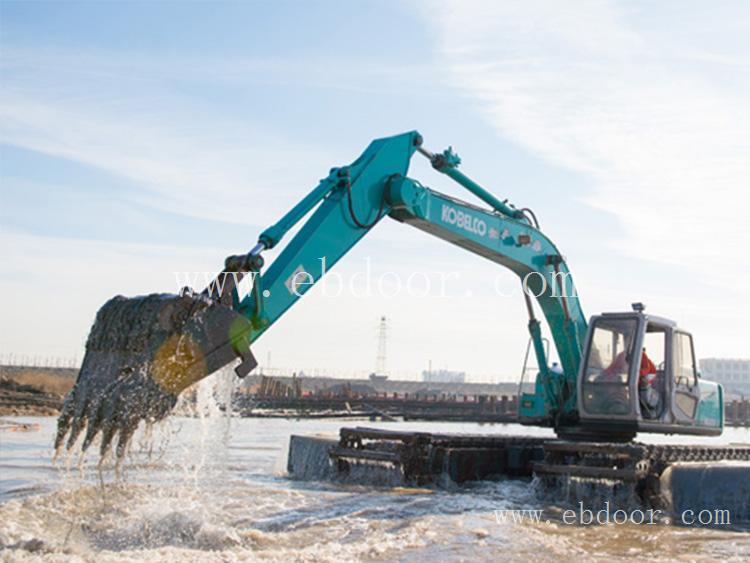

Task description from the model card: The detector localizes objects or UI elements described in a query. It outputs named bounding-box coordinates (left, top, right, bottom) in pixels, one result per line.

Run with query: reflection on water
left=2, top=408, right=749, bottom=560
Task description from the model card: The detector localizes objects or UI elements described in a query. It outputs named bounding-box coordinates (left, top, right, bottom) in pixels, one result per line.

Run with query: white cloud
left=0, top=94, right=334, bottom=225
left=0, top=46, right=445, bottom=229
left=0, top=46, right=439, bottom=94
left=0, top=47, right=349, bottom=226
left=421, top=0, right=750, bottom=293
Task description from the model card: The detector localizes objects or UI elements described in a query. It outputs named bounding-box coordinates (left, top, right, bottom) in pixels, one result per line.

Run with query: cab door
left=578, top=315, right=641, bottom=425
left=670, top=331, right=700, bottom=423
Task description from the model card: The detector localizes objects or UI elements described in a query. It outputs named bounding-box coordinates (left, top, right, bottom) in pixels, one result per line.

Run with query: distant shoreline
left=0, top=365, right=75, bottom=416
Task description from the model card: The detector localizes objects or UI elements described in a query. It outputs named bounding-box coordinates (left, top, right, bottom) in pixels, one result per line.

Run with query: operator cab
left=576, top=304, right=723, bottom=438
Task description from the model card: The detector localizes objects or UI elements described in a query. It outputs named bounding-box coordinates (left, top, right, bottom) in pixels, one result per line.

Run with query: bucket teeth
left=55, top=292, right=256, bottom=461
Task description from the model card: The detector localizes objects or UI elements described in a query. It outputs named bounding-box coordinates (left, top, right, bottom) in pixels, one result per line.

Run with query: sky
left=1, top=0, right=748, bottom=382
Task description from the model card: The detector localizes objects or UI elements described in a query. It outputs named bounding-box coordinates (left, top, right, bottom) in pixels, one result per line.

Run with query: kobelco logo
left=441, top=204, right=487, bottom=236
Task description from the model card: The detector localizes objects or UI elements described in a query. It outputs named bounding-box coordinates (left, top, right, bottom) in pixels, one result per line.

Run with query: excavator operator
left=639, top=348, right=660, bottom=418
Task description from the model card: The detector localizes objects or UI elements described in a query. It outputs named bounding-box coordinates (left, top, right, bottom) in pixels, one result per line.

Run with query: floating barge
left=288, top=427, right=750, bottom=522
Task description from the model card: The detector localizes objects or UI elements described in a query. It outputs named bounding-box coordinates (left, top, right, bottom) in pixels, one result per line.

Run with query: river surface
left=2, top=401, right=750, bottom=561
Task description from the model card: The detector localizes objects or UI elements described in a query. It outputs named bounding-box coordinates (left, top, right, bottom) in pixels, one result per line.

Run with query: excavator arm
left=228, top=131, right=588, bottom=427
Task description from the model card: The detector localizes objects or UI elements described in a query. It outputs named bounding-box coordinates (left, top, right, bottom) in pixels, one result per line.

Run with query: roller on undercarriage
left=57, top=131, right=726, bottom=464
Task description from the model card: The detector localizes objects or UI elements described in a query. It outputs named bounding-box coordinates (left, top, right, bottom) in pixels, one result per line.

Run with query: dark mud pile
left=55, top=293, right=254, bottom=461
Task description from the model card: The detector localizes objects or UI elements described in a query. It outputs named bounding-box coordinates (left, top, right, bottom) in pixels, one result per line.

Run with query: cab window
left=584, top=318, right=638, bottom=383
left=673, top=332, right=697, bottom=388
left=581, top=318, right=637, bottom=415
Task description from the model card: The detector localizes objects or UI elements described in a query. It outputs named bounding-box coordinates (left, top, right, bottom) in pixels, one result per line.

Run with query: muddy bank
left=0, top=379, right=62, bottom=416
left=0, top=367, right=75, bottom=416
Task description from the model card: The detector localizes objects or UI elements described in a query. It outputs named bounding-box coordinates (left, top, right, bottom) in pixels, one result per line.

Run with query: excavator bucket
left=55, top=290, right=257, bottom=460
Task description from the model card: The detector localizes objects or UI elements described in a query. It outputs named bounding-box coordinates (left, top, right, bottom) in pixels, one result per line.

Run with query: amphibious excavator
left=56, top=131, right=724, bottom=461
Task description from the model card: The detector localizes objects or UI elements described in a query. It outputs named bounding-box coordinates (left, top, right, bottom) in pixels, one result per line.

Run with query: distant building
left=422, top=369, right=466, bottom=384
left=369, top=373, right=388, bottom=383
left=700, top=358, right=750, bottom=395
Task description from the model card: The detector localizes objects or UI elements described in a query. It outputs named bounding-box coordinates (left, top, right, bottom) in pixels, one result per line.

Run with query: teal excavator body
left=220, top=131, right=722, bottom=440
left=57, top=130, right=723, bottom=459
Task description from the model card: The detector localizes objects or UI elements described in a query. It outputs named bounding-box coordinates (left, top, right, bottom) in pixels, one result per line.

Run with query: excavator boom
left=226, top=131, right=587, bottom=423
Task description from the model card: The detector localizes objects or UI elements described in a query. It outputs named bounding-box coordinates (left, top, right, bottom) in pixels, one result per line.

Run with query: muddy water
left=2, top=382, right=750, bottom=561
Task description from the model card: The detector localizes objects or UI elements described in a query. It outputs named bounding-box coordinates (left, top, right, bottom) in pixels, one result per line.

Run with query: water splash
left=157, top=364, right=240, bottom=487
